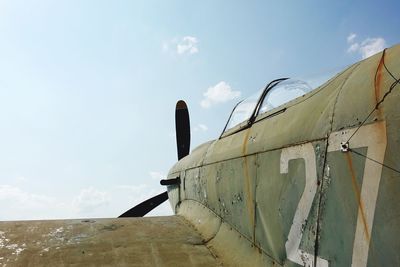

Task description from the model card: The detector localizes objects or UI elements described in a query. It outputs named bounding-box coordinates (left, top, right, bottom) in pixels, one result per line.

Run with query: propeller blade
left=118, top=191, right=168, bottom=218
left=175, top=100, right=191, bottom=160
left=119, top=101, right=189, bottom=218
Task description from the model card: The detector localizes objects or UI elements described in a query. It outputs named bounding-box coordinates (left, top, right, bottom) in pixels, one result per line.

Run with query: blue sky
left=0, top=0, right=399, bottom=220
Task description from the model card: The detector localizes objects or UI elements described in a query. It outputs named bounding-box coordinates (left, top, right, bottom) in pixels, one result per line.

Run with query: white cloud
left=177, top=36, right=199, bottom=55
left=0, top=185, right=52, bottom=204
left=194, top=123, right=208, bottom=132
left=72, top=187, right=110, bottom=214
left=0, top=185, right=60, bottom=220
left=347, top=43, right=360, bottom=53
left=163, top=36, right=199, bottom=55
left=358, top=38, right=386, bottom=59
left=346, top=34, right=386, bottom=59
left=347, top=33, right=357, bottom=43
left=0, top=182, right=173, bottom=221
left=200, top=81, right=241, bottom=108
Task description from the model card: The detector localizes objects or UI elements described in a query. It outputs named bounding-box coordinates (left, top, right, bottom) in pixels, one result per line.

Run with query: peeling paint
left=0, top=217, right=221, bottom=266
left=0, top=231, right=27, bottom=259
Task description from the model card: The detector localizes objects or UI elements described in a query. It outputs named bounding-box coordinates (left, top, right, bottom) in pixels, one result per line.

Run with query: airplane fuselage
left=166, top=45, right=400, bottom=266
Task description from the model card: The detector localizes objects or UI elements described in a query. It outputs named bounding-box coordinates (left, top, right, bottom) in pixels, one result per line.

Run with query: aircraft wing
left=0, top=216, right=220, bottom=266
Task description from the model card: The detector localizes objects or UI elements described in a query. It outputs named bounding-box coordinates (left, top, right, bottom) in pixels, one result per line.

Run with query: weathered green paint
left=168, top=44, right=400, bottom=266
left=254, top=141, right=327, bottom=264
left=0, top=216, right=220, bottom=266
left=318, top=148, right=368, bottom=266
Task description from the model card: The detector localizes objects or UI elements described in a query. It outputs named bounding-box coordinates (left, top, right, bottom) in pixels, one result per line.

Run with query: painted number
left=328, top=121, right=387, bottom=267
left=280, top=121, right=387, bottom=267
left=281, top=143, right=328, bottom=267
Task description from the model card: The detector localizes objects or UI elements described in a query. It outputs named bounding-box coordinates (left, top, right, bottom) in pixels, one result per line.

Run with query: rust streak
left=242, top=128, right=251, bottom=155
left=374, top=52, right=385, bottom=119
left=374, top=54, right=385, bottom=103
left=344, top=153, right=370, bottom=242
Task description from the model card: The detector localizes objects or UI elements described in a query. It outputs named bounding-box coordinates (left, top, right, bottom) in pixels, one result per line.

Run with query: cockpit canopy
left=223, top=79, right=313, bottom=133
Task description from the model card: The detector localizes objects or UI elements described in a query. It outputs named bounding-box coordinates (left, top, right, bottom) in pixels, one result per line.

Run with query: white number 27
left=280, top=121, right=386, bottom=267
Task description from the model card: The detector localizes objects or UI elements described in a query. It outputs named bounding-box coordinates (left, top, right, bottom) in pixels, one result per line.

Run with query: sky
left=0, top=0, right=399, bottom=220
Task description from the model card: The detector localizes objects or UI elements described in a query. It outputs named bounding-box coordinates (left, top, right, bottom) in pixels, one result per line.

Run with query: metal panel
left=0, top=216, right=220, bottom=266
left=255, top=141, right=327, bottom=266
left=215, top=155, right=257, bottom=242
left=317, top=46, right=400, bottom=267
left=200, top=161, right=220, bottom=215
left=318, top=146, right=368, bottom=266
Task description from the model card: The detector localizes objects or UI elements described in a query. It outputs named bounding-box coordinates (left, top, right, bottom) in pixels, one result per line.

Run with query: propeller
left=118, top=100, right=190, bottom=217
left=175, top=100, right=191, bottom=160
left=118, top=191, right=168, bottom=217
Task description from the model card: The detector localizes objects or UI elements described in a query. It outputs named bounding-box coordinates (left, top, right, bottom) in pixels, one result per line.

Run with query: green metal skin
left=0, top=217, right=222, bottom=266
left=167, top=44, right=400, bottom=266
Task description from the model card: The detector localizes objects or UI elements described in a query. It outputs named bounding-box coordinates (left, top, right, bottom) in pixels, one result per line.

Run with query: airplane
left=0, top=44, right=399, bottom=266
